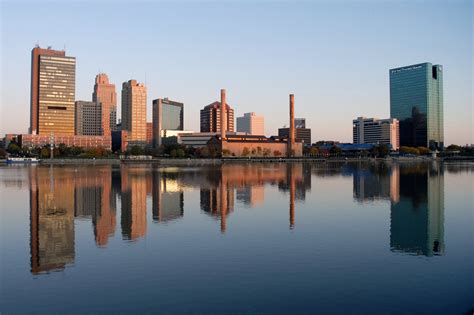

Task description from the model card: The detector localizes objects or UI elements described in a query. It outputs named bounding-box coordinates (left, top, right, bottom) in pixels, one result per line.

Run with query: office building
left=30, top=46, right=76, bottom=135
left=152, top=98, right=184, bottom=147
left=92, top=73, right=117, bottom=135
left=75, top=101, right=102, bottom=136
left=353, top=117, right=399, bottom=150
left=121, top=80, right=147, bottom=146
left=200, top=101, right=234, bottom=133
left=278, top=118, right=311, bottom=145
left=390, top=62, right=443, bottom=150
left=236, top=112, right=264, bottom=135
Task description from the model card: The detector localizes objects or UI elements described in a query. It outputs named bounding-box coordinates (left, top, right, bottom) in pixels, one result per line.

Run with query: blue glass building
left=389, top=62, right=444, bottom=150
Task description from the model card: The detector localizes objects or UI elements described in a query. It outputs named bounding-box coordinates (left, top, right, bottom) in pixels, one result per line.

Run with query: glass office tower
left=389, top=62, right=444, bottom=150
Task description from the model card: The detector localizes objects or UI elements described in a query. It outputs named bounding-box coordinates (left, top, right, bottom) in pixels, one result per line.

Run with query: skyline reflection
left=28, top=161, right=447, bottom=274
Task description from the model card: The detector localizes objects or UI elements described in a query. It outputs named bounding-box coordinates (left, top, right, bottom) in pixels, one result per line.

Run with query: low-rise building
left=19, top=134, right=111, bottom=150
left=353, top=117, right=399, bottom=150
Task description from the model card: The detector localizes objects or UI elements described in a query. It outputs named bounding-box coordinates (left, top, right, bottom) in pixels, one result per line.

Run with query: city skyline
left=0, top=2, right=472, bottom=145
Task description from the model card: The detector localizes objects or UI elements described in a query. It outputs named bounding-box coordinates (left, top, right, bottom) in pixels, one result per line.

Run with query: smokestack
left=289, top=94, right=295, bottom=157
left=220, top=89, right=226, bottom=139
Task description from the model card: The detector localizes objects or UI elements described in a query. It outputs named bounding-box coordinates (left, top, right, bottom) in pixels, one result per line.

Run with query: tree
left=7, top=143, right=21, bottom=155
left=242, top=147, right=250, bottom=157
left=176, top=148, right=185, bottom=158
left=0, top=148, right=7, bottom=158
left=40, top=148, right=50, bottom=159
left=417, top=147, right=430, bottom=155
left=222, top=149, right=231, bottom=157
left=309, top=147, right=320, bottom=156
left=330, top=145, right=342, bottom=155
left=170, top=149, right=177, bottom=158
left=130, top=145, right=144, bottom=156
left=446, top=144, right=461, bottom=151
left=273, top=150, right=282, bottom=157
left=263, top=148, right=271, bottom=157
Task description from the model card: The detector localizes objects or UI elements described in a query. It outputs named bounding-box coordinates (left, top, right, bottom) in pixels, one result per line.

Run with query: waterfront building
left=278, top=118, right=311, bottom=145
left=200, top=101, right=234, bottom=133
left=92, top=73, right=117, bottom=135
left=390, top=62, right=443, bottom=149
left=19, top=134, right=111, bottom=150
left=236, top=112, right=265, bottom=135
left=152, top=98, right=184, bottom=147
left=75, top=101, right=102, bottom=136
left=30, top=46, right=76, bottom=136
left=121, top=80, right=147, bottom=146
left=352, top=117, right=399, bottom=150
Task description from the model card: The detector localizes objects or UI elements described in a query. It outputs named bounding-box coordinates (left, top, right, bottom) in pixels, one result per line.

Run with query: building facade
left=200, top=102, right=234, bottom=133
left=152, top=98, right=184, bottom=147
left=352, top=117, right=400, bottom=150
left=236, top=112, right=264, bottom=135
left=92, top=73, right=117, bottom=135
left=121, top=80, right=147, bottom=146
left=30, top=46, right=76, bottom=135
left=75, top=101, right=102, bottom=136
left=278, top=127, right=311, bottom=145
left=19, top=134, right=111, bottom=150
left=390, top=62, right=443, bottom=150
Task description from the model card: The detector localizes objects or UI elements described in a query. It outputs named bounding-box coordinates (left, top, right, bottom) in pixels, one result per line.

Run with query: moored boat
left=6, top=157, right=40, bottom=164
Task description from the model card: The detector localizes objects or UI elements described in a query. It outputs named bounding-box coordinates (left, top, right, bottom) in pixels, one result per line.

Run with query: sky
left=0, top=0, right=472, bottom=145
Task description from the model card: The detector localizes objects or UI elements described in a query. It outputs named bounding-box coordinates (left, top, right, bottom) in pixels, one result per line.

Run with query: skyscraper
left=75, top=101, right=102, bottom=136
left=200, top=101, right=234, bottom=133
left=121, top=80, right=147, bottom=146
left=30, top=46, right=76, bottom=135
left=236, top=112, right=264, bottom=135
left=389, top=62, right=443, bottom=150
left=152, top=98, right=184, bottom=147
left=93, top=73, right=117, bottom=135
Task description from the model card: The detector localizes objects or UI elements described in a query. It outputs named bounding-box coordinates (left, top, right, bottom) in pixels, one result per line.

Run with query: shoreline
left=1, top=156, right=472, bottom=166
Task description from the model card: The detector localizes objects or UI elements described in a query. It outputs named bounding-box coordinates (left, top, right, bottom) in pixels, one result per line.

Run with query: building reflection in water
left=390, top=163, right=444, bottom=256
left=30, top=166, right=75, bottom=274
left=28, top=163, right=311, bottom=273
left=152, top=170, right=184, bottom=223
left=120, top=166, right=147, bottom=241
left=351, top=162, right=445, bottom=256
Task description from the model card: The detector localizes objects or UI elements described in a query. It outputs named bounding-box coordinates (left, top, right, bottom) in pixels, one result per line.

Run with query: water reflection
left=28, top=161, right=448, bottom=274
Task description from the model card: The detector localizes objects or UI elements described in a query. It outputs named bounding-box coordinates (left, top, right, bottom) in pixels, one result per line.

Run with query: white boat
left=6, top=157, right=40, bottom=164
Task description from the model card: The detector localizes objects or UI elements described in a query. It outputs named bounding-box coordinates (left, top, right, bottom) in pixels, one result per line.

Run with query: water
left=0, top=161, right=472, bottom=314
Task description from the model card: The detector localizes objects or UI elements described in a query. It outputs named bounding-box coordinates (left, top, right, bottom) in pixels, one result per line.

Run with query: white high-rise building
left=353, top=117, right=399, bottom=150
left=236, top=112, right=264, bottom=135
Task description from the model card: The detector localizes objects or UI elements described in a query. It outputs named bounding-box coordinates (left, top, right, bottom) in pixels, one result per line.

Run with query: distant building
left=152, top=98, right=184, bottom=147
left=121, top=80, right=147, bottom=146
left=200, top=101, right=234, bottom=133
left=353, top=117, right=399, bottom=150
left=19, top=134, right=111, bottom=150
left=390, top=62, right=443, bottom=150
left=30, top=46, right=76, bottom=135
left=294, top=118, right=306, bottom=129
left=146, top=122, right=153, bottom=146
left=236, top=112, right=264, bottom=135
left=278, top=122, right=311, bottom=145
left=75, top=101, right=102, bottom=136
left=93, top=73, right=117, bottom=135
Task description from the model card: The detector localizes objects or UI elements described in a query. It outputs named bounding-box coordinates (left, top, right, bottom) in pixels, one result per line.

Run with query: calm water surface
left=0, top=162, right=472, bottom=314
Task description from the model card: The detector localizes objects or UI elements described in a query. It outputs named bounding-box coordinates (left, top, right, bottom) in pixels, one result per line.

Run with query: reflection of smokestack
left=289, top=164, right=295, bottom=229
left=220, top=179, right=227, bottom=233
left=221, top=89, right=226, bottom=139
left=289, top=94, right=295, bottom=157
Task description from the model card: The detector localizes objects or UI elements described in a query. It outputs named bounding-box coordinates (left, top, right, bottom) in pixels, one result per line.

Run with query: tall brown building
left=92, top=73, right=117, bottom=135
left=30, top=46, right=76, bottom=135
left=200, top=101, right=234, bottom=133
left=121, top=80, right=147, bottom=146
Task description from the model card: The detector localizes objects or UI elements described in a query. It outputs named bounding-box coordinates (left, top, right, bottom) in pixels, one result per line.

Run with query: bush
left=242, top=147, right=250, bottom=157
left=222, top=149, right=231, bottom=157
left=0, top=148, right=7, bottom=158
left=7, top=143, right=21, bottom=155
left=263, top=148, right=271, bottom=157
left=417, top=147, right=430, bottom=155
left=176, top=148, right=185, bottom=158
left=273, top=150, right=282, bottom=157
left=130, top=145, right=144, bottom=156
left=40, top=148, right=50, bottom=159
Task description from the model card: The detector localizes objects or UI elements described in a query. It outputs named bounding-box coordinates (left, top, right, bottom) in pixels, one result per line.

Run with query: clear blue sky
left=1, top=0, right=472, bottom=144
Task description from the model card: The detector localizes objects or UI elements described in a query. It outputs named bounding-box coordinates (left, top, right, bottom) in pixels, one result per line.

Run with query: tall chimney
left=289, top=94, right=295, bottom=157
left=220, top=89, right=226, bottom=139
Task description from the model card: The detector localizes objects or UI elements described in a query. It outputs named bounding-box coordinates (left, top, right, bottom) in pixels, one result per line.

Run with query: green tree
left=7, top=143, right=21, bottom=155
left=0, top=148, right=7, bottom=158
left=40, top=148, right=50, bottom=159
left=130, top=145, right=144, bottom=156
left=176, top=148, right=185, bottom=158
left=417, top=147, right=430, bottom=155
left=170, top=149, right=177, bottom=158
